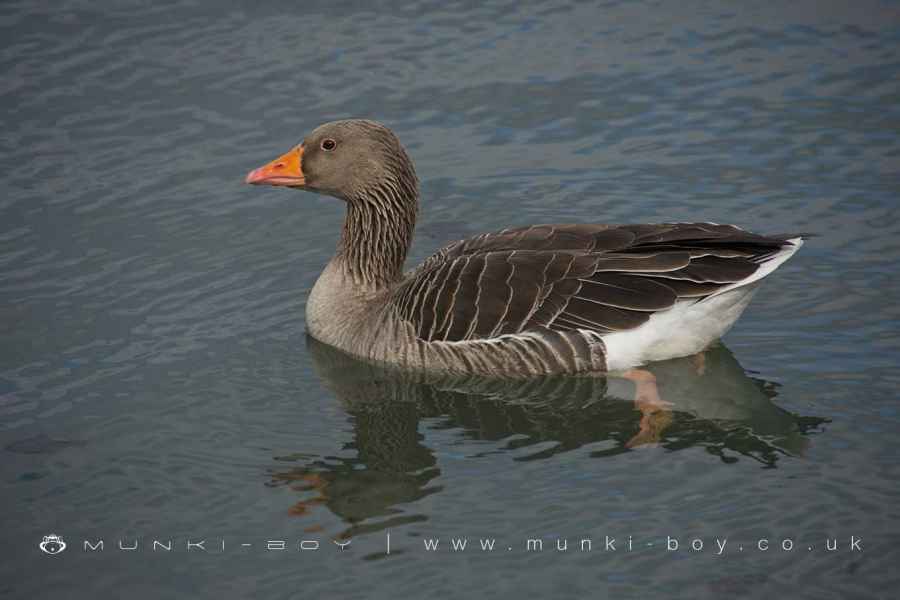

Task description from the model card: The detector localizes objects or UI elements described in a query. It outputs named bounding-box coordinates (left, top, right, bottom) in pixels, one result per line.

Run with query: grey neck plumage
left=336, top=175, right=419, bottom=289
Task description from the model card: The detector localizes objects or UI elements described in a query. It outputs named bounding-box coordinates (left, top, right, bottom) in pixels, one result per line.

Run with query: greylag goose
left=246, top=119, right=804, bottom=377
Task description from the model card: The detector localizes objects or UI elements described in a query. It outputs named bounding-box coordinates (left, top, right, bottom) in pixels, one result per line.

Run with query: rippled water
left=2, top=0, right=899, bottom=597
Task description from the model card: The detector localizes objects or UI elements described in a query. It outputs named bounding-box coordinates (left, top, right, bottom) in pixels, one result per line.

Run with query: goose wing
left=391, top=223, right=799, bottom=342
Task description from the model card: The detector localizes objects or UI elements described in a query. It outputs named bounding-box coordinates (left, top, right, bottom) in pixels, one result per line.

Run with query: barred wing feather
left=391, top=223, right=797, bottom=342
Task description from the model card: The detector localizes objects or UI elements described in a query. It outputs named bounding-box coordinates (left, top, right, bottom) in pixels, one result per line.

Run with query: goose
left=246, top=119, right=804, bottom=377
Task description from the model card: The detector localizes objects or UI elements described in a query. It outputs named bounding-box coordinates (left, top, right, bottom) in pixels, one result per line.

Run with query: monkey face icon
left=39, top=535, right=66, bottom=555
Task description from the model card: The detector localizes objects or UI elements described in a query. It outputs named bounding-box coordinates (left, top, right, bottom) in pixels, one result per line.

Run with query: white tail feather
left=601, top=237, right=803, bottom=371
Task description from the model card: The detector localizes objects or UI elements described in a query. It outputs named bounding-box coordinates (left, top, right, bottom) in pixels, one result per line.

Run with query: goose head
left=245, top=119, right=418, bottom=205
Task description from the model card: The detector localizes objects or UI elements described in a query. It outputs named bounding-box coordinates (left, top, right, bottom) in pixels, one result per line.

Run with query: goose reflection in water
left=268, top=337, right=827, bottom=537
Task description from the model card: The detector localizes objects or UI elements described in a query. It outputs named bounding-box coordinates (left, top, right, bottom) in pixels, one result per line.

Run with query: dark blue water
left=2, top=1, right=899, bottom=597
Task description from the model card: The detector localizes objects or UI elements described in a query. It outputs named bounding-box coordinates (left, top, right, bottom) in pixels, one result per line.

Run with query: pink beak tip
left=245, top=168, right=262, bottom=184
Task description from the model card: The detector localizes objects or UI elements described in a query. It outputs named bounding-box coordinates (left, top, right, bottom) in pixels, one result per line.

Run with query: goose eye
left=321, top=138, right=337, bottom=151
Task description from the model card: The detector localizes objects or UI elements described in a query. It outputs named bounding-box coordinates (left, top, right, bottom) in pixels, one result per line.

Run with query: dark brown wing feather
left=392, top=223, right=799, bottom=342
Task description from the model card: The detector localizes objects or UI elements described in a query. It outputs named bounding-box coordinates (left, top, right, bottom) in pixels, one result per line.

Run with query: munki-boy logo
left=39, top=534, right=66, bottom=555
left=37, top=533, right=863, bottom=556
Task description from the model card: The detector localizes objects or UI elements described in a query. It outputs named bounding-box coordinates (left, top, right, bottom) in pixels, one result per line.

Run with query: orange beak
left=245, top=145, right=305, bottom=187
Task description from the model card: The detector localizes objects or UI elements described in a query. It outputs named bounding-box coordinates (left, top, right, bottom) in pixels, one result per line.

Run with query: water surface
left=1, top=0, right=899, bottom=597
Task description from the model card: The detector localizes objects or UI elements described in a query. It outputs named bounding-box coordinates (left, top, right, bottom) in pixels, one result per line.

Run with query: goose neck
left=336, top=185, right=418, bottom=288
